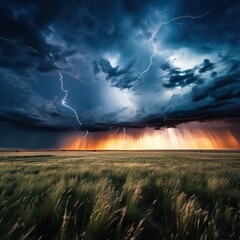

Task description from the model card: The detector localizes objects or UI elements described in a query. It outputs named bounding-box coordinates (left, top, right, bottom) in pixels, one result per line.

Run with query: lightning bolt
left=130, top=38, right=157, bottom=89
left=83, top=130, right=91, bottom=138
left=0, top=37, right=82, bottom=128
left=58, top=72, right=82, bottom=127
left=124, top=13, right=160, bottom=118
left=124, top=27, right=158, bottom=118
left=125, top=8, right=215, bottom=119
left=124, top=89, right=144, bottom=119
left=113, top=127, right=120, bottom=135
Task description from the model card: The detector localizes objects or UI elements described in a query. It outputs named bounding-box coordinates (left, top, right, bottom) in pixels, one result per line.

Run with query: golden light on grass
left=60, top=121, right=240, bottom=150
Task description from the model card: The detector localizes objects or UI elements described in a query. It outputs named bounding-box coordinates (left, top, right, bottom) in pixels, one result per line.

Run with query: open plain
left=0, top=150, right=239, bottom=240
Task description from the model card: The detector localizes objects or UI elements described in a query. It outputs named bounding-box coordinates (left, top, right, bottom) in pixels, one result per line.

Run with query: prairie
left=0, top=150, right=239, bottom=240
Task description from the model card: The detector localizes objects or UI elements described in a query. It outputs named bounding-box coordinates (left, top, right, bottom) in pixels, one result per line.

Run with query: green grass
left=0, top=151, right=239, bottom=240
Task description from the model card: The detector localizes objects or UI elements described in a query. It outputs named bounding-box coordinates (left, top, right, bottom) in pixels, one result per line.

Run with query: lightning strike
left=125, top=8, right=214, bottom=119
left=136, top=9, right=214, bottom=87
left=113, top=127, right=121, bottom=135
left=58, top=72, right=82, bottom=127
left=83, top=130, right=91, bottom=138
left=124, top=89, right=143, bottom=119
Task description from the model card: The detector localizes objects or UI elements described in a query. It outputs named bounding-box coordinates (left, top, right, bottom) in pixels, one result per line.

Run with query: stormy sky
left=0, top=0, right=240, bottom=148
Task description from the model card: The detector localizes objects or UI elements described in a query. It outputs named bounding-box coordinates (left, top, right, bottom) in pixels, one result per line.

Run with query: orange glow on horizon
left=59, top=122, right=240, bottom=150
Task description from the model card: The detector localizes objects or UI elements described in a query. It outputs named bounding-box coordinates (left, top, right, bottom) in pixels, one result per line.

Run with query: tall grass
left=0, top=151, right=239, bottom=239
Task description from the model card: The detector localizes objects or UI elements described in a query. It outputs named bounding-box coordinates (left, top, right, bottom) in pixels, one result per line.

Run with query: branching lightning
left=124, top=89, right=143, bottom=119
left=1, top=5, right=217, bottom=139
left=83, top=130, right=92, bottom=138
left=0, top=37, right=83, bottom=128
left=0, top=36, right=84, bottom=130
left=124, top=26, right=158, bottom=119
left=125, top=7, right=214, bottom=119
left=58, top=72, right=82, bottom=127
left=130, top=38, right=158, bottom=89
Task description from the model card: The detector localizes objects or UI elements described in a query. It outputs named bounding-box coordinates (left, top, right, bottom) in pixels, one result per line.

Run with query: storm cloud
left=0, top=0, right=239, bottom=147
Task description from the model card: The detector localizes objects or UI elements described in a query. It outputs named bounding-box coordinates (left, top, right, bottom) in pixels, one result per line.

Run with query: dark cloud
left=0, top=0, right=239, bottom=147
left=97, top=58, right=131, bottom=79
left=161, top=59, right=215, bottom=88
left=110, top=74, right=136, bottom=89
left=0, top=1, right=69, bottom=75
left=192, top=72, right=240, bottom=102
left=0, top=121, right=64, bottom=149
left=161, top=0, right=240, bottom=51
left=162, top=68, right=201, bottom=88
left=198, top=59, right=214, bottom=73
left=92, top=60, right=100, bottom=74
left=94, top=58, right=137, bottom=89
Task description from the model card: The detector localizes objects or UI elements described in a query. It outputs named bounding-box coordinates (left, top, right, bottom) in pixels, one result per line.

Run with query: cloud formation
left=0, top=0, right=239, bottom=138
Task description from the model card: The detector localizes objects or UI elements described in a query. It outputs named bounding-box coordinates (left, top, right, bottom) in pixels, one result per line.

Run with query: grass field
left=0, top=150, right=239, bottom=240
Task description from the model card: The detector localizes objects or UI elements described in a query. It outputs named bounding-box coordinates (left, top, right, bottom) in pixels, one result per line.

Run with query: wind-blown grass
left=0, top=151, right=239, bottom=239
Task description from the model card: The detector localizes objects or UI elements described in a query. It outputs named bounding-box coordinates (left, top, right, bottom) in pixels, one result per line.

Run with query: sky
left=0, top=0, right=239, bottom=149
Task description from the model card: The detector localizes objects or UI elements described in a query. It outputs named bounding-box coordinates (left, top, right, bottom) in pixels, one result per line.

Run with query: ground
left=0, top=150, right=239, bottom=239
